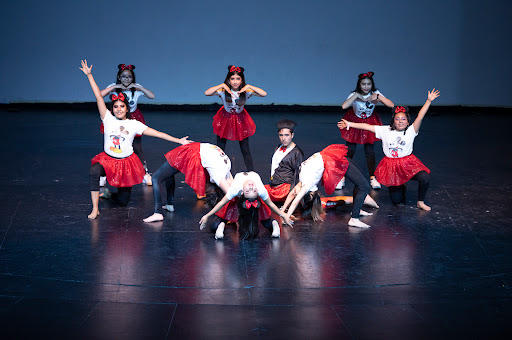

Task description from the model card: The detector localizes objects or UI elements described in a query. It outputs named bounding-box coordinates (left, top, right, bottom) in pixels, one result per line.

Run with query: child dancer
left=79, top=60, right=190, bottom=219
left=204, top=65, right=267, bottom=171
left=338, top=89, right=440, bottom=211
left=143, top=143, right=233, bottom=222
left=199, top=172, right=294, bottom=240
left=265, top=119, right=304, bottom=202
left=281, top=144, right=378, bottom=228
left=100, top=64, right=155, bottom=185
left=339, top=71, right=394, bottom=189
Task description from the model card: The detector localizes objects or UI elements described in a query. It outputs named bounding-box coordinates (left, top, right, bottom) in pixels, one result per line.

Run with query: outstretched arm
left=281, top=183, right=301, bottom=213
left=142, top=128, right=193, bottom=145
left=284, top=185, right=311, bottom=221
left=412, top=88, right=440, bottom=133
left=337, top=119, right=376, bottom=133
left=205, top=83, right=231, bottom=96
left=199, top=195, right=232, bottom=228
left=239, top=84, right=267, bottom=97
left=263, top=197, right=293, bottom=226
left=79, top=60, right=107, bottom=119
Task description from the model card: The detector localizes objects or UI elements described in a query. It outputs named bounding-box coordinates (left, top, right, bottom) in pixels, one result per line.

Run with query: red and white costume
left=91, top=110, right=147, bottom=187
left=340, top=91, right=384, bottom=144
left=373, top=125, right=430, bottom=186
left=212, top=90, right=256, bottom=141
left=216, top=172, right=271, bottom=222
left=164, top=143, right=231, bottom=196
left=300, top=144, right=349, bottom=195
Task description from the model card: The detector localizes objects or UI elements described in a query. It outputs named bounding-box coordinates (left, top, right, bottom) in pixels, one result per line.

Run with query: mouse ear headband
left=358, top=71, right=374, bottom=79
left=119, top=64, right=135, bottom=71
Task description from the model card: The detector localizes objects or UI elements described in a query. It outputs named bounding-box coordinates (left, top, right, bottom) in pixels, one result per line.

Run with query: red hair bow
left=230, top=66, right=241, bottom=73
left=359, top=71, right=374, bottom=79
left=120, top=64, right=134, bottom=71
left=395, top=106, right=406, bottom=113
left=245, top=200, right=259, bottom=209
left=112, top=93, right=126, bottom=101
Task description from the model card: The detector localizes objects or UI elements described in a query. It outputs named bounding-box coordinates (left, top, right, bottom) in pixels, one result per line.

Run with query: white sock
left=271, top=220, right=280, bottom=238
left=215, top=222, right=225, bottom=240
left=143, top=213, right=164, bottom=223
left=348, top=218, right=371, bottom=229
left=162, top=204, right=175, bottom=212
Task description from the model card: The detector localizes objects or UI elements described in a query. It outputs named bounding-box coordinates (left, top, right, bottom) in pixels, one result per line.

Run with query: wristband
left=346, top=122, right=350, bottom=130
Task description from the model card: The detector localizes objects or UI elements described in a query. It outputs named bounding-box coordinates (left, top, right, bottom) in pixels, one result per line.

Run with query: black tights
left=151, top=161, right=179, bottom=213
left=216, top=136, right=254, bottom=171
left=133, top=136, right=148, bottom=172
left=344, top=158, right=371, bottom=219
left=89, top=163, right=132, bottom=206
left=346, top=142, right=376, bottom=177
left=388, top=171, right=429, bottom=204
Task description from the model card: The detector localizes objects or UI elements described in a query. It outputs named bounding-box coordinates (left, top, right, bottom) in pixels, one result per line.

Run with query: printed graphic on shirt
left=388, top=136, right=406, bottom=158
left=356, top=101, right=375, bottom=119
left=109, top=126, right=130, bottom=154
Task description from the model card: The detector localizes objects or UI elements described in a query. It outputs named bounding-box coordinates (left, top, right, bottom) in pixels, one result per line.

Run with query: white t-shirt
left=107, top=82, right=145, bottom=113
left=226, top=172, right=269, bottom=201
left=299, top=153, right=325, bottom=193
left=102, top=110, right=147, bottom=158
left=217, top=90, right=253, bottom=114
left=199, top=143, right=231, bottom=186
left=374, top=125, right=418, bottom=158
left=347, top=90, right=383, bottom=119
left=270, top=144, right=295, bottom=177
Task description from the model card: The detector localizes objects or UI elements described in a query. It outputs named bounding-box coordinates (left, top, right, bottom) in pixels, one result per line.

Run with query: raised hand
left=428, top=88, right=440, bottom=102
left=79, top=59, right=93, bottom=75
left=179, top=136, right=193, bottom=145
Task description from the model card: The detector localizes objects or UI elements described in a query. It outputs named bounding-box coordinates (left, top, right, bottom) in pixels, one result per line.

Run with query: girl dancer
left=100, top=64, right=155, bottom=185
left=338, top=89, right=440, bottom=211
left=281, top=144, right=379, bottom=229
left=143, top=143, right=233, bottom=223
left=339, top=71, right=394, bottom=189
left=199, top=172, right=294, bottom=240
left=204, top=65, right=267, bottom=171
left=79, top=60, right=190, bottom=219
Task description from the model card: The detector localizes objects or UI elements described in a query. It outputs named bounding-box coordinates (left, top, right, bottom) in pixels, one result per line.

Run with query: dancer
left=265, top=119, right=304, bottom=202
left=79, top=60, right=191, bottom=220
left=281, top=144, right=378, bottom=228
left=339, top=71, right=394, bottom=189
left=100, top=64, right=155, bottom=185
left=199, top=172, right=294, bottom=240
left=338, top=89, right=440, bottom=211
left=204, top=65, right=267, bottom=171
left=143, top=143, right=233, bottom=223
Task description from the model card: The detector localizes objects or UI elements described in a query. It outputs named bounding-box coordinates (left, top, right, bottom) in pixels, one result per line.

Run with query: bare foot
left=364, top=195, right=380, bottom=208
left=348, top=217, right=371, bottom=229
left=88, top=210, right=100, bottom=220
left=417, top=201, right=431, bottom=211
left=143, top=213, right=164, bottom=223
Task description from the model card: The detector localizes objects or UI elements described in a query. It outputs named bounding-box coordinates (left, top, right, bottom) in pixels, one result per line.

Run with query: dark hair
left=205, top=182, right=225, bottom=209
left=108, top=93, right=131, bottom=119
left=276, top=119, right=298, bottom=133
left=224, top=65, right=247, bottom=106
left=353, top=71, right=377, bottom=94
left=301, top=191, right=325, bottom=221
left=115, top=64, right=137, bottom=98
left=390, top=106, right=411, bottom=134
left=237, top=196, right=260, bottom=240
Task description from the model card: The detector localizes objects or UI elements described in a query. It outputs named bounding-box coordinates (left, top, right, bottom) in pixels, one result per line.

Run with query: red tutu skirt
left=212, top=107, right=256, bottom=141
left=164, top=143, right=208, bottom=196
left=216, top=197, right=272, bottom=223
left=264, top=183, right=291, bottom=202
left=375, top=154, right=430, bottom=187
left=101, top=108, right=145, bottom=137
left=91, top=152, right=145, bottom=187
left=340, top=108, right=382, bottom=144
left=319, top=144, right=349, bottom=195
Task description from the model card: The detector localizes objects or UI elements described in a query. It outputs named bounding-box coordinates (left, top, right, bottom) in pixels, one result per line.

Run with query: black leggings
left=216, top=136, right=254, bottom=171
left=346, top=142, right=376, bottom=177
left=89, top=163, right=132, bottom=206
left=344, top=158, right=371, bottom=219
left=151, top=161, right=179, bottom=213
left=388, top=171, right=429, bottom=204
left=133, top=136, right=148, bottom=172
